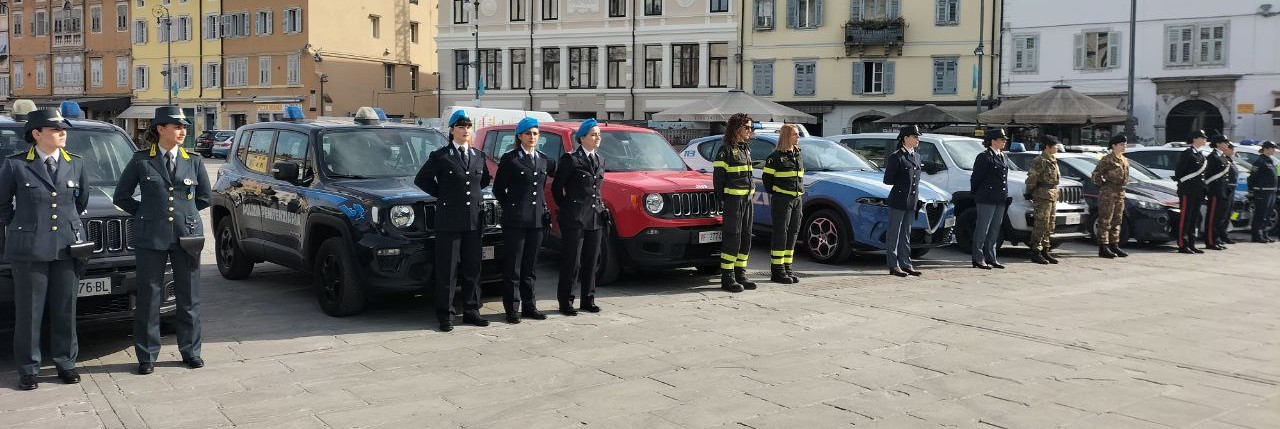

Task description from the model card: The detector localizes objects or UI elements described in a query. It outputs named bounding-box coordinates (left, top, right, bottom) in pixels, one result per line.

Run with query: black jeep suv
left=0, top=112, right=175, bottom=335
left=210, top=116, right=504, bottom=316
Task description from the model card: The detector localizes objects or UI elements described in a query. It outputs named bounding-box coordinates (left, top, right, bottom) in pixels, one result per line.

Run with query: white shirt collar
left=453, top=143, right=469, bottom=153
left=158, top=144, right=181, bottom=159
left=35, top=148, right=61, bottom=162
left=581, top=147, right=595, bottom=157
left=523, top=147, right=537, bottom=157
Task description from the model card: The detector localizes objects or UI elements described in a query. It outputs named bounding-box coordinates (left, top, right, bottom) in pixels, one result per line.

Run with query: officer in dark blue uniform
left=1174, top=130, right=1209, bottom=254
left=1248, top=141, right=1278, bottom=243
left=1, top=108, right=91, bottom=390
left=415, top=110, right=492, bottom=331
left=492, top=117, right=552, bottom=324
left=882, top=125, right=922, bottom=277
left=970, top=128, right=1010, bottom=269
left=113, top=106, right=212, bottom=375
left=1202, top=136, right=1234, bottom=250
left=552, top=119, right=606, bottom=315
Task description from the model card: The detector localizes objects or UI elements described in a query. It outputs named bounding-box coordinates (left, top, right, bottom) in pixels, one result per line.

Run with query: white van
left=440, top=106, right=554, bottom=129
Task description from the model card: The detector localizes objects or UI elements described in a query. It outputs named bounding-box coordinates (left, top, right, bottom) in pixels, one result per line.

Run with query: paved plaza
left=3, top=164, right=1279, bottom=428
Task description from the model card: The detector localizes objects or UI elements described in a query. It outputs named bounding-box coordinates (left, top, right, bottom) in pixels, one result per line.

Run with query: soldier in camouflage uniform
left=1091, top=134, right=1130, bottom=258
left=1023, top=137, right=1061, bottom=264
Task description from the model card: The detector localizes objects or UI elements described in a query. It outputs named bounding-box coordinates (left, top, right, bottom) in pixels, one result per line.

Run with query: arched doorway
left=849, top=115, right=888, bottom=134
left=1166, top=100, right=1224, bottom=142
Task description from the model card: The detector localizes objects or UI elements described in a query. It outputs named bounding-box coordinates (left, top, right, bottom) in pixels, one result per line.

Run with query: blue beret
left=515, top=117, right=540, bottom=135
left=447, top=110, right=469, bottom=127
left=575, top=118, right=598, bottom=138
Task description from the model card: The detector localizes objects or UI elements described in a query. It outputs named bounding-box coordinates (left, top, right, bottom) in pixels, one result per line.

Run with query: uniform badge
left=183, top=178, right=194, bottom=186
left=67, top=180, right=78, bottom=188
left=187, top=193, right=194, bottom=200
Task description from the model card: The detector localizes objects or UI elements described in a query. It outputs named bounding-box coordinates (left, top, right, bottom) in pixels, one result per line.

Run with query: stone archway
left=847, top=110, right=892, bottom=134
left=1166, top=99, right=1225, bottom=142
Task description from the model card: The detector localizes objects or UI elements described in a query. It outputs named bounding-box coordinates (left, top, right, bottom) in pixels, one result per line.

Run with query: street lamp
left=974, top=0, right=986, bottom=125
left=319, top=74, right=329, bottom=115
left=152, top=5, right=174, bottom=106
left=471, top=0, right=480, bottom=103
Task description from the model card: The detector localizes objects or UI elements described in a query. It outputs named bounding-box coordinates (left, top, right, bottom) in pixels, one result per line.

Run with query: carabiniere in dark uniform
left=492, top=117, right=553, bottom=323
left=1, top=108, right=91, bottom=390
left=113, top=106, right=212, bottom=375
left=553, top=119, right=607, bottom=315
left=1247, top=141, right=1278, bottom=243
left=1174, top=130, right=1209, bottom=254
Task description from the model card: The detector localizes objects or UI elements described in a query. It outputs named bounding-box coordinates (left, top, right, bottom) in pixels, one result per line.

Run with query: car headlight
left=644, top=193, right=664, bottom=214
left=856, top=197, right=888, bottom=207
left=390, top=205, right=415, bottom=228
left=1128, top=195, right=1164, bottom=211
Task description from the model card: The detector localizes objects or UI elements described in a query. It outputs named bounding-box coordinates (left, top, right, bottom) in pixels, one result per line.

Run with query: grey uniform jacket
left=0, top=148, right=91, bottom=262
left=112, top=146, right=212, bottom=251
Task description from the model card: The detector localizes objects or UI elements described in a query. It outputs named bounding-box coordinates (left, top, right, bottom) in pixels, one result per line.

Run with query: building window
left=0, top=76, right=9, bottom=98
left=33, top=9, right=49, bottom=36
left=932, top=57, right=958, bottom=94
left=454, top=50, right=469, bottom=90
left=227, top=57, right=248, bottom=87
left=708, top=43, right=728, bottom=88
left=157, top=18, right=170, bottom=43
left=851, top=0, right=899, bottom=20
left=134, top=65, right=148, bottom=89
left=479, top=49, right=501, bottom=89
left=789, top=0, right=821, bottom=29
left=384, top=63, right=395, bottom=89
left=453, top=0, right=469, bottom=23
left=643, top=45, right=661, bottom=88
left=935, top=0, right=959, bottom=25
left=53, top=56, right=83, bottom=88
left=409, top=21, right=419, bottom=43
left=793, top=61, right=815, bottom=96
left=12, top=62, right=23, bottom=89
left=255, top=10, right=272, bottom=35
left=117, top=57, right=130, bottom=87
left=1012, top=34, right=1038, bottom=72
left=609, top=0, right=625, bottom=17
left=220, top=12, right=250, bottom=38
left=511, top=0, right=526, bottom=21
left=370, top=15, right=380, bottom=38
left=90, top=58, right=104, bottom=87
left=12, top=12, right=22, bottom=37
left=117, top=3, right=129, bottom=32
left=752, top=61, right=773, bottom=96
left=177, top=15, right=191, bottom=41
left=569, top=47, right=597, bottom=89
left=542, top=0, right=559, bottom=20
left=542, top=47, right=560, bottom=89
left=1166, top=23, right=1227, bottom=67
left=205, top=62, right=221, bottom=88
left=510, top=48, right=527, bottom=89
left=1074, top=31, right=1120, bottom=70
left=288, top=54, right=301, bottom=85
left=259, top=56, right=272, bottom=86
left=133, top=19, right=147, bottom=43
left=36, top=59, right=47, bottom=89
left=606, top=46, right=626, bottom=89
left=644, top=0, right=661, bottom=16
left=177, top=63, right=192, bottom=89
left=283, top=8, right=303, bottom=33
left=90, top=5, right=102, bottom=32
left=853, top=60, right=894, bottom=94
left=1197, top=24, right=1227, bottom=65
left=410, top=66, right=419, bottom=91
left=53, top=7, right=84, bottom=46
left=671, top=44, right=698, bottom=88
left=754, top=0, right=774, bottom=30
left=711, top=0, right=729, bottom=13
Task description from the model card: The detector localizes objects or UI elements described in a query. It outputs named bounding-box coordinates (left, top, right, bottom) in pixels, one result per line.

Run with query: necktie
left=45, top=157, right=56, bottom=180
left=165, top=152, right=176, bottom=177
left=457, top=146, right=467, bottom=165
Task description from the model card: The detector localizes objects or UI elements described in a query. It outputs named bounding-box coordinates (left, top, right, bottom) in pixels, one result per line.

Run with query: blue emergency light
left=60, top=101, right=85, bottom=119
left=283, top=105, right=305, bottom=121
left=373, top=108, right=389, bottom=122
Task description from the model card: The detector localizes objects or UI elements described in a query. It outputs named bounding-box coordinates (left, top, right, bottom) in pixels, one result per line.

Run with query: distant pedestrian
left=763, top=124, right=804, bottom=283
left=1247, top=141, right=1277, bottom=243
left=881, top=125, right=923, bottom=277
left=970, top=128, right=1010, bottom=269
left=1091, top=134, right=1131, bottom=257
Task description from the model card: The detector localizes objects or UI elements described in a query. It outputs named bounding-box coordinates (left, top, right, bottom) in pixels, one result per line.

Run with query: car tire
left=314, top=237, right=366, bottom=317
left=597, top=236, right=621, bottom=286
left=909, top=248, right=930, bottom=258
left=215, top=217, right=254, bottom=279
left=954, top=209, right=977, bottom=254
left=803, top=208, right=851, bottom=264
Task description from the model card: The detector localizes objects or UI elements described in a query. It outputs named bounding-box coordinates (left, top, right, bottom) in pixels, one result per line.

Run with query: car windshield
left=944, top=137, right=1021, bottom=171
left=1062, top=156, right=1161, bottom=182
left=319, top=128, right=447, bottom=178
left=799, top=138, right=877, bottom=172
left=0, top=127, right=134, bottom=187
left=597, top=130, right=686, bottom=172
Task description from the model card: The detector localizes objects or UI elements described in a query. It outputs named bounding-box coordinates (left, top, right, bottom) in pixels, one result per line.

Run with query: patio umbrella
left=874, top=104, right=966, bottom=125
left=978, top=85, right=1128, bottom=124
left=652, top=90, right=817, bottom=124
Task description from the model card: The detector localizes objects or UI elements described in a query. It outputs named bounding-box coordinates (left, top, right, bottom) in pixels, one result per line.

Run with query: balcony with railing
left=844, top=17, right=905, bottom=56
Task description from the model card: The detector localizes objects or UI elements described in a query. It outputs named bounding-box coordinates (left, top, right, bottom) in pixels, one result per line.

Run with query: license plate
left=944, top=217, right=956, bottom=228
left=482, top=246, right=495, bottom=260
left=1062, top=213, right=1081, bottom=225
left=698, top=230, right=723, bottom=244
left=78, top=277, right=112, bottom=297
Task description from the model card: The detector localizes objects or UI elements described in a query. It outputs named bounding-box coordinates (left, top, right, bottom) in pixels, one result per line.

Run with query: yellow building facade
left=123, top=0, right=222, bottom=138
left=744, top=0, right=1000, bottom=135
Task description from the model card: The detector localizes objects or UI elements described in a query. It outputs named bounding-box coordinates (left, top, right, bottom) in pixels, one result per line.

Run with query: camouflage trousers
left=1031, top=198, right=1057, bottom=251
left=1096, top=189, right=1126, bottom=245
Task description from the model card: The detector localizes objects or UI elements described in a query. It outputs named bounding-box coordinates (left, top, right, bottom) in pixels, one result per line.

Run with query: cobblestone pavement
left=1, top=161, right=1276, bottom=428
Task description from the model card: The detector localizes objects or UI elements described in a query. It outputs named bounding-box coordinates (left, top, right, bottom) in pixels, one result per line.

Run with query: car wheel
left=314, top=237, right=366, bottom=317
left=803, top=208, right=851, bottom=264
left=597, top=236, right=621, bottom=286
left=215, top=217, right=254, bottom=279
left=954, top=209, right=977, bottom=254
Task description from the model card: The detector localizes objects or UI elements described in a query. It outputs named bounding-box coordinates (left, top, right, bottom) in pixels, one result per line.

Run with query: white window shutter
left=1107, top=32, right=1121, bottom=68
left=1028, top=37, right=1038, bottom=71
left=815, top=0, right=824, bottom=27
left=850, top=0, right=860, bottom=20
left=1073, top=33, right=1084, bottom=69
left=936, top=0, right=946, bottom=25
left=786, top=0, right=797, bottom=28
left=852, top=61, right=864, bottom=94
left=889, top=0, right=901, bottom=18
left=884, top=61, right=895, bottom=94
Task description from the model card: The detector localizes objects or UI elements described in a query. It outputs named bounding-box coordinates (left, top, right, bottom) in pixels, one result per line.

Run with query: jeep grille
left=84, top=218, right=135, bottom=253
left=663, top=192, right=721, bottom=218
left=1057, top=185, right=1083, bottom=204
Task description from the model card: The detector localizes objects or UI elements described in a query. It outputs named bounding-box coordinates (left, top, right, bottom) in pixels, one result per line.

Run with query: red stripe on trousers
left=1207, top=197, right=1217, bottom=246
left=1178, top=196, right=1187, bottom=247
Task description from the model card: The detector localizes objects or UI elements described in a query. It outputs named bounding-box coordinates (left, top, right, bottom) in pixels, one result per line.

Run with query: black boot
left=1031, top=249, right=1050, bottom=264
left=770, top=265, right=793, bottom=284
left=1098, top=245, right=1116, bottom=258
left=735, top=267, right=757, bottom=290
left=720, top=270, right=744, bottom=293
left=1041, top=249, right=1059, bottom=264
left=783, top=263, right=799, bottom=283
left=503, top=303, right=521, bottom=324
left=1108, top=243, right=1128, bottom=258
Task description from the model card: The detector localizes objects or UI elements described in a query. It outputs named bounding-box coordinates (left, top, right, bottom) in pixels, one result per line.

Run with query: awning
left=115, top=105, right=161, bottom=119
left=78, top=97, right=132, bottom=112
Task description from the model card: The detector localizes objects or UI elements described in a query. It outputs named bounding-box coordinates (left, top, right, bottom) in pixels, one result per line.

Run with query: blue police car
left=682, top=134, right=956, bottom=263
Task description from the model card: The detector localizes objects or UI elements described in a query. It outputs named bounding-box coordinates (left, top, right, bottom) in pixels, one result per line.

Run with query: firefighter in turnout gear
left=1023, top=137, right=1061, bottom=264
left=1203, top=136, right=1234, bottom=250
left=714, top=113, right=757, bottom=293
left=1174, top=130, right=1210, bottom=254
left=1091, top=134, right=1131, bottom=258
left=762, top=125, right=804, bottom=284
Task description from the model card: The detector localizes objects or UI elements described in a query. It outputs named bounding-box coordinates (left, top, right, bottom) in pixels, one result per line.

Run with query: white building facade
left=436, top=0, right=741, bottom=120
left=1000, top=0, right=1280, bottom=144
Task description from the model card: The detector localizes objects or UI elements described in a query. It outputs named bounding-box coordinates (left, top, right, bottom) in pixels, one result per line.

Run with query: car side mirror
left=272, top=161, right=300, bottom=182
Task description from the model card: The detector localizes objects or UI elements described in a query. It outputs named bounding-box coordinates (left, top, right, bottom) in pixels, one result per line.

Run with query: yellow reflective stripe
left=770, top=250, right=786, bottom=256
left=734, top=260, right=748, bottom=268
left=771, top=258, right=785, bottom=264
left=771, top=186, right=802, bottom=196
left=724, top=187, right=751, bottom=196
left=721, top=253, right=738, bottom=262
left=771, top=170, right=803, bottom=177
left=720, top=262, right=736, bottom=270
left=737, top=253, right=750, bottom=261
left=713, top=160, right=751, bottom=172
left=762, top=167, right=777, bottom=175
